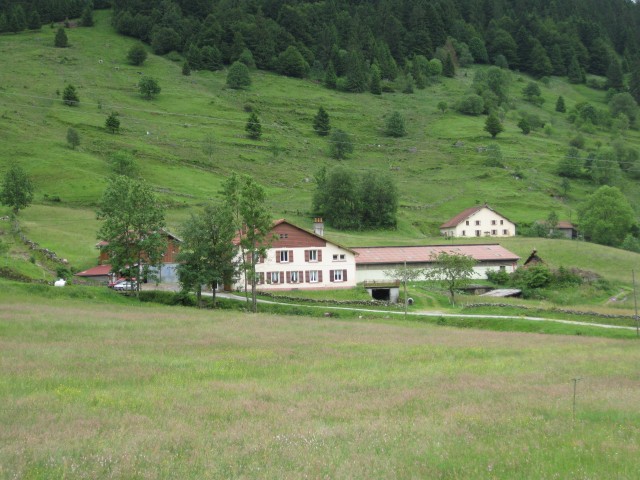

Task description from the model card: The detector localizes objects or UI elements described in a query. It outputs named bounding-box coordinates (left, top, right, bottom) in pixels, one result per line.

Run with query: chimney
left=313, top=217, right=324, bottom=237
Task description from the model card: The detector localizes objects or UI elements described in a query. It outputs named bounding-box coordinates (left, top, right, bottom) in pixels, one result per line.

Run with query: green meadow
left=1, top=11, right=639, bottom=275
left=1, top=284, right=640, bottom=479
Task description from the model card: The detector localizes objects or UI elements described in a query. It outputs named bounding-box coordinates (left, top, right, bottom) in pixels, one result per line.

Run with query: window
left=270, top=272, right=280, bottom=284
left=334, top=270, right=343, bottom=282
left=461, top=230, right=466, bottom=236
left=309, top=249, right=318, bottom=262
left=502, top=229, right=508, bottom=235
left=290, top=271, right=299, bottom=283
left=475, top=230, right=481, bottom=237
left=465, top=220, right=470, bottom=226
left=499, top=266, right=506, bottom=271
left=491, top=229, right=497, bottom=235
left=279, top=233, right=288, bottom=239
left=332, top=254, right=346, bottom=261
left=500, top=220, right=504, bottom=225
left=491, top=220, right=496, bottom=225
left=475, top=220, right=480, bottom=226
left=279, top=250, right=289, bottom=263
left=309, top=270, right=318, bottom=283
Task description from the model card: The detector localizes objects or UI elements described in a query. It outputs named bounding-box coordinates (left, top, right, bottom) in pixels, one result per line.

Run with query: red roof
left=352, top=244, right=519, bottom=265
left=557, top=221, right=575, bottom=229
left=440, top=205, right=512, bottom=229
left=75, top=265, right=113, bottom=277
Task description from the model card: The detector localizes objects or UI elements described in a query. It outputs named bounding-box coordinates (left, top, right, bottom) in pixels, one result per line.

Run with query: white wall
left=442, top=207, right=516, bottom=238
left=356, top=262, right=518, bottom=283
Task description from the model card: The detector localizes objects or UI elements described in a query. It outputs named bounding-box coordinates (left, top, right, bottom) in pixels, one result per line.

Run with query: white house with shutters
left=233, top=219, right=357, bottom=291
left=440, top=204, right=516, bottom=238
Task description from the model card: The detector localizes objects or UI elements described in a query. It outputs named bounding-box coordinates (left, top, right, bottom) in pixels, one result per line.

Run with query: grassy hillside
left=2, top=288, right=640, bottom=478
left=1, top=11, right=640, bottom=274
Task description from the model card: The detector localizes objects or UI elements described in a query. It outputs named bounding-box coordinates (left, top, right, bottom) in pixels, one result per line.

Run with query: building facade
left=234, top=219, right=357, bottom=291
left=440, top=205, right=516, bottom=238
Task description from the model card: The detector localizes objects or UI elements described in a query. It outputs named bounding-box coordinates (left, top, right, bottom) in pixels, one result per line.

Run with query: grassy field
left=1, top=283, right=640, bottom=479
left=1, top=11, right=640, bottom=275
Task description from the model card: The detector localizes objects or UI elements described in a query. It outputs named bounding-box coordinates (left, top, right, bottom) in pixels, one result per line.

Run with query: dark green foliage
left=606, top=59, right=624, bottom=90
left=62, top=85, right=78, bottom=106
left=557, top=148, right=582, bottom=178
left=629, top=62, right=640, bottom=104
left=245, top=112, right=262, bottom=140
left=80, top=2, right=94, bottom=27
left=578, top=186, right=635, bottom=246
left=569, top=134, right=585, bottom=149
left=555, top=96, right=566, bottom=113
left=484, top=113, right=503, bottom=138
left=437, top=101, right=447, bottom=113
left=567, top=55, right=585, bottom=83
left=329, top=129, right=353, bottom=159
left=0, top=164, right=34, bottom=214
left=522, top=82, right=543, bottom=105
left=517, top=118, right=530, bottom=135
left=456, top=94, right=484, bottom=115
left=54, top=27, right=67, bottom=48
left=385, top=111, right=407, bottom=137
left=8, top=5, right=26, bottom=32
left=494, top=54, right=509, bottom=69
left=468, top=37, right=488, bottom=64
left=127, top=44, right=147, bottom=66
left=609, top=93, right=638, bottom=124
left=313, top=167, right=398, bottom=230
left=200, top=45, right=223, bottom=71
left=182, top=61, right=191, bottom=76
left=138, top=77, right=160, bottom=99
left=370, top=64, right=382, bottom=95
left=621, top=234, right=640, bottom=253
left=312, top=107, right=330, bottom=136
left=66, top=128, right=80, bottom=149
left=105, top=112, right=120, bottom=134
left=324, top=61, right=337, bottom=89
left=402, top=74, right=415, bottom=94
left=27, top=9, right=41, bottom=30
left=238, top=49, right=256, bottom=69
left=277, top=46, right=308, bottom=78
left=150, top=27, right=181, bottom=55
left=529, top=41, right=552, bottom=78
left=486, top=269, right=510, bottom=285
left=186, top=44, right=203, bottom=70
left=345, top=51, right=369, bottom=93
left=226, top=61, right=251, bottom=89
left=442, top=53, right=455, bottom=78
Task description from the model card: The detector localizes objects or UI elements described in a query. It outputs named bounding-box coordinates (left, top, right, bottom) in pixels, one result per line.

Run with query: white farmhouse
left=440, top=204, right=516, bottom=238
left=234, top=219, right=357, bottom=291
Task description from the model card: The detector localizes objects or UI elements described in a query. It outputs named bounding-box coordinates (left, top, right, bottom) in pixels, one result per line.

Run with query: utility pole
left=633, top=270, right=639, bottom=337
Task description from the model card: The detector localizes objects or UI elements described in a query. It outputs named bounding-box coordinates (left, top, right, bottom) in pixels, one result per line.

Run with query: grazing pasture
left=1, top=288, right=639, bottom=479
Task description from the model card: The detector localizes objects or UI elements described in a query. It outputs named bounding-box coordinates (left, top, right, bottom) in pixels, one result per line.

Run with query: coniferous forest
left=2, top=0, right=640, bottom=86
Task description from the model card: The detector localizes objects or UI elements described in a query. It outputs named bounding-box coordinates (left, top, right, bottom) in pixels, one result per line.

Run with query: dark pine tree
left=556, top=95, right=566, bottom=113
left=443, top=53, right=455, bottom=78
left=324, top=61, right=337, bottom=89
left=313, top=107, right=331, bottom=136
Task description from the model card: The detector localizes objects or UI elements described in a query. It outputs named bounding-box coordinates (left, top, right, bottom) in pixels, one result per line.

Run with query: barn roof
left=75, top=264, right=113, bottom=277
left=440, top=205, right=513, bottom=229
left=351, top=244, right=519, bottom=265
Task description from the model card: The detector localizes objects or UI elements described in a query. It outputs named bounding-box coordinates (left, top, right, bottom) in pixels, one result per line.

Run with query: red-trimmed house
left=233, top=219, right=357, bottom=291
left=440, top=204, right=516, bottom=238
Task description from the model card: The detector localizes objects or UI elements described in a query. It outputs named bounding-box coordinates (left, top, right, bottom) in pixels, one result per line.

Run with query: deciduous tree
left=66, top=127, right=80, bottom=149
left=329, top=129, right=354, bottom=159
left=484, top=113, right=504, bottom=138
left=138, top=77, right=161, bottom=99
left=127, top=44, right=147, bottom=66
left=0, top=164, right=34, bottom=214
left=97, top=176, right=166, bottom=296
left=105, top=112, right=120, bottom=133
left=177, top=203, right=237, bottom=307
left=578, top=185, right=635, bottom=246
left=424, top=251, right=477, bottom=305
left=226, top=61, right=251, bottom=89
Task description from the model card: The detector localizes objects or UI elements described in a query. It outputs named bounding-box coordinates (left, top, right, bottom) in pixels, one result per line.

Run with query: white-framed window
left=491, top=220, right=496, bottom=225
left=475, top=220, right=480, bottom=226
left=465, top=220, right=470, bottom=226
left=271, top=272, right=280, bottom=284
left=290, top=271, right=299, bottom=283
left=279, top=233, right=288, bottom=239
left=309, top=249, right=318, bottom=262
left=491, top=229, right=497, bottom=235
left=332, top=254, right=345, bottom=261
left=309, top=270, right=318, bottom=283
left=500, top=220, right=504, bottom=225
left=279, top=250, right=289, bottom=263
left=502, top=229, right=508, bottom=235
left=334, top=270, right=343, bottom=282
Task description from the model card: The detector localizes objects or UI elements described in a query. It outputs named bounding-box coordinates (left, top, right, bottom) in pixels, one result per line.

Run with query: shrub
left=456, top=94, right=484, bottom=115
left=127, top=44, right=147, bottom=66
left=226, top=61, right=251, bottom=89
left=486, top=269, right=509, bottom=285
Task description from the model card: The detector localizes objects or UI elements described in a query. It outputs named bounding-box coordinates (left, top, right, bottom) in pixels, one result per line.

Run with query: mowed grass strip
left=1, top=294, right=639, bottom=479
